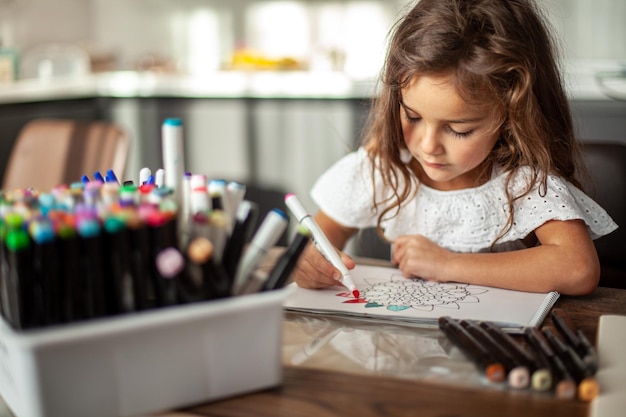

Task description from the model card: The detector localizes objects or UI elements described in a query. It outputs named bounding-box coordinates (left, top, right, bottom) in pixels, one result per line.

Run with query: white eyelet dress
left=310, top=147, right=618, bottom=254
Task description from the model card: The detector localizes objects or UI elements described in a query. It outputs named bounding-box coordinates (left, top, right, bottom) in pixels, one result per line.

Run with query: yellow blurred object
left=229, top=49, right=304, bottom=71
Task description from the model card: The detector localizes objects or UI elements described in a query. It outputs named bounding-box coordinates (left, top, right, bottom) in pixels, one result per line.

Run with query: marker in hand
left=284, top=193, right=359, bottom=298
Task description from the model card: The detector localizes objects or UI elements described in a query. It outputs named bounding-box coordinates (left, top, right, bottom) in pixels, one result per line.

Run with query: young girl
left=292, top=0, right=617, bottom=296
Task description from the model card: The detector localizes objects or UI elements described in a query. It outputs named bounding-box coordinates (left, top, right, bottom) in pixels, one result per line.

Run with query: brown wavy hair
left=362, top=0, right=583, bottom=245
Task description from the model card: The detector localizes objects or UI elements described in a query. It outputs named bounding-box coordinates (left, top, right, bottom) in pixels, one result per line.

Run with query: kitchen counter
left=0, top=59, right=624, bottom=104
left=0, top=71, right=378, bottom=104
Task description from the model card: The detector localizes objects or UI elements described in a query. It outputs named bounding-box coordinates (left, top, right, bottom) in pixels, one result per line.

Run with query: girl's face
left=400, top=73, right=501, bottom=191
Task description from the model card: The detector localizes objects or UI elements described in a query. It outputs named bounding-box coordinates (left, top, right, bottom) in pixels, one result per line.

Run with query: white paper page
left=284, top=264, right=558, bottom=329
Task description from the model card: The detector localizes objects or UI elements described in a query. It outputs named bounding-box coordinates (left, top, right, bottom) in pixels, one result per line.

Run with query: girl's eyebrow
left=399, top=100, right=416, bottom=113
left=399, top=100, right=484, bottom=124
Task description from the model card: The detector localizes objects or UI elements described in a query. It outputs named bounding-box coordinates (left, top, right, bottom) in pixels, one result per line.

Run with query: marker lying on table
left=542, top=326, right=600, bottom=402
left=550, top=308, right=599, bottom=374
left=284, top=193, right=359, bottom=298
left=460, top=320, right=530, bottom=390
left=478, top=320, right=552, bottom=392
left=524, top=326, right=577, bottom=400
left=438, top=316, right=506, bottom=383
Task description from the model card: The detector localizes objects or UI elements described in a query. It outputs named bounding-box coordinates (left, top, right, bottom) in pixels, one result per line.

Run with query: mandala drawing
left=338, top=273, right=489, bottom=312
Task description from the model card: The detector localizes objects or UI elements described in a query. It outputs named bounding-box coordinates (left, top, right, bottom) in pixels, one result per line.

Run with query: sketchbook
left=284, top=264, right=559, bottom=332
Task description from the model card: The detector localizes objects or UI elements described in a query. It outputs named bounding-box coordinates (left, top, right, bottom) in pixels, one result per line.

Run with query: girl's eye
left=403, top=110, right=421, bottom=124
left=447, top=126, right=473, bottom=138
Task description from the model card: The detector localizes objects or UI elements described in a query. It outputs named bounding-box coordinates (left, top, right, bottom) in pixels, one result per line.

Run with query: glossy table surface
left=163, top=277, right=626, bottom=417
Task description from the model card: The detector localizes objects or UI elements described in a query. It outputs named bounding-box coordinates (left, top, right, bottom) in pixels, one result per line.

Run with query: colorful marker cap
left=29, top=220, right=56, bottom=244
left=103, top=216, right=126, bottom=234
left=164, top=118, right=182, bottom=126
left=5, top=229, right=30, bottom=250
left=156, top=247, right=185, bottom=278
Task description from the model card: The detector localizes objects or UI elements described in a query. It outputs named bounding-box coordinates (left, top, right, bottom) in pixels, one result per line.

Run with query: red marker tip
left=352, top=289, right=360, bottom=298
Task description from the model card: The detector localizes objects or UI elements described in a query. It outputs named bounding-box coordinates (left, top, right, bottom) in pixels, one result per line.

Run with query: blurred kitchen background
left=0, top=0, right=625, bottom=212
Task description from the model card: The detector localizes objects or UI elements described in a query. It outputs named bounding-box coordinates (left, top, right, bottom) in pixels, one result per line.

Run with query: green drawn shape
left=365, top=302, right=383, bottom=308
left=387, top=305, right=410, bottom=312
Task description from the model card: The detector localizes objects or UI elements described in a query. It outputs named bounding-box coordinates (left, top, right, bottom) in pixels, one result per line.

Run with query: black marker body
left=263, top=228, right=311, bottom=291
left=77, top=219, right=106, bottom=318
left=31, top=225, right=63, bottom=326
left=223, top=201, right=258, bottom=280
left=4, top=229, right=36, bottom=329
left=127, top=217, right=155, bottom=310
left=438, top=316, right=506, bottom=383
left=147, top=213, right=179, bottom=306
left=58, top=224, right=84, bottom=322
left=105, top=218, right=136, bottom=314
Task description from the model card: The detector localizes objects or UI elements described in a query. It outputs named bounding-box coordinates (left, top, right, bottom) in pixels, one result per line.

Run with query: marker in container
left=189, top=182, right=210, bottom=217
left=139, top=167, right=152, bottom=185
left=263, top=224, right=312, bottom=291
left=105, top=169, right=119, bottom=184
left=124, top=211, right=155, bottom=310
left=238, top=270, right=271, bottom=295
left=155, top=168, right=165, bottom=188
left=232, top=209, right=288, bottom=295
left=161, top=118, right=185, bottom=199
left=101, top=181, right=120, bottom=207
left=145, top=209, right=179, bottom=306
left=223, top=200, right=258, bottom=279
left=185, top=237, right=230, bottom=299
left=93, top=171, right=105, bottom=183
left=208, top=210, right=229, bottom=264
left=178, top=172, right=193, bottom=247
left=225, top=181, right=246, bottom=233
left=30, top=219, right=63, bottom=325
left=180, top=238, right=207, bottom=302
left=4, top=215, right=35, bottom=329
left=0, top=217, right=8, bottom=320
left=103, top=216, right=135, bottom=314
left=77, top=216, right=106, bottom=318
left=284, top=193, right=359, bottom=298
left=208, top=179, right=227, bottom=210
left=155, top=247, right=185, bottom=303
left=57, top=215, right=82, bottom=322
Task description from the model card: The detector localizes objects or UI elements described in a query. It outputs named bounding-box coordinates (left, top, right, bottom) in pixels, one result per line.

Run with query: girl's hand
left=392, top=234, right=450, bottom=281
left=292, top=242, right=356, bottom=289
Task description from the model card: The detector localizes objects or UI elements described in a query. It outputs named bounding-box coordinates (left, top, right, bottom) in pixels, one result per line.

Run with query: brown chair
left=2, top=118, right=129, bottom=191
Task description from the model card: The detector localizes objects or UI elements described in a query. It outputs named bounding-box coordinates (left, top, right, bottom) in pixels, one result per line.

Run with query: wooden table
left=159, top=286, right=626, bottom=417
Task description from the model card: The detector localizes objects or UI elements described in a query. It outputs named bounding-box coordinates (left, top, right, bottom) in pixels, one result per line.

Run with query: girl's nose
left=417, top=125, right=443, bottom=155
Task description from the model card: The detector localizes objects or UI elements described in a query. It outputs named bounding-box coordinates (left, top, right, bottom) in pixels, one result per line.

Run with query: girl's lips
left=421, top=160, right=446, bottom=169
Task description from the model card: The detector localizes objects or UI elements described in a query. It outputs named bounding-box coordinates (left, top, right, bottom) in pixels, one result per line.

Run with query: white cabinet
left=251, top=99, right=357, bottom=212
left=109, top=97, right=249, bottom=184
left=108, top=96, right=361, bottom=214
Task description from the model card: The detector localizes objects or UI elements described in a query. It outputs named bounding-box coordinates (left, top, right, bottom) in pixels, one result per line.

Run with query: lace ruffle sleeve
left=508, top=173, right=618, bottom=241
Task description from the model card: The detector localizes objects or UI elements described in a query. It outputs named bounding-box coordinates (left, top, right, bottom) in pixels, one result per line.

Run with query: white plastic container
left=0, top=288, right=289, bottom=417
